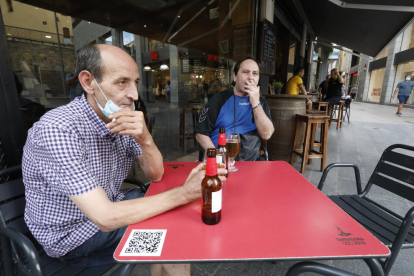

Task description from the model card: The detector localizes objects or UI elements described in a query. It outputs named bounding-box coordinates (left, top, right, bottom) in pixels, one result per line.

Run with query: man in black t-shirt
left=318, top=74, right=330, bottom=100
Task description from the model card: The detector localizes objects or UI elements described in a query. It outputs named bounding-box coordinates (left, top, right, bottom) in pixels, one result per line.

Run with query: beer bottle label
left=216, top=155, right=222, bottom=164
left=211, top=189, right=222, bottom=213
left=218, top=133, right=226, bottom=146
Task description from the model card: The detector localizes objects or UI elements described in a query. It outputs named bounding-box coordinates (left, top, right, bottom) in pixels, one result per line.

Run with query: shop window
left=401, top=22, right=414, bottom=51
left=367, top=68, right=385, bottom=102
left=391, top=61, right=414, bottom=104
left=375, top=47, right=389, bottom=60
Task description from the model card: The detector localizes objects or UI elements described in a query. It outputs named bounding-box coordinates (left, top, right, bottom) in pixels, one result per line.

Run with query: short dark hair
left=294, top=67, right=304, bottom=75
left=233, top=56, right=260, bottom=76
left=76, top=44, right=103, bottom=83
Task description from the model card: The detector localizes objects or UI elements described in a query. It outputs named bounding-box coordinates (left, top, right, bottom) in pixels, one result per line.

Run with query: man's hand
left=244, top=79, right=261, bottom=107
left=106, top=109, right=150, bottom=144
left=182, top=163, right=227, bottom=201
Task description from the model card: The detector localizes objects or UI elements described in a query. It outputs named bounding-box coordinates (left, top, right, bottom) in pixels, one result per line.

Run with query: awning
left=298, top=0, right=414, bottom=57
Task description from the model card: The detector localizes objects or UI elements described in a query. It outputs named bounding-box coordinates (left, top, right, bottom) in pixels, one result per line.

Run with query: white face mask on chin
left=93, top=77, right=135, bottom=118
left=406, top=77, right=411, bottom=81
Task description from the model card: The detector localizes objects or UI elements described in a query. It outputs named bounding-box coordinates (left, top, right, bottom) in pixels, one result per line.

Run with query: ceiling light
left=178, top=16, right=180, bottom=18
left=144, top=25, right=147, bottom=28
left=160, top=64, right=169, bottom=70
left=144, top=66, right=151, bottom=71
left=45, top=35, right=52, bottom=38
left=88, top=22, right=91, bottom=24
left=152, top=70, right=155, bottom=71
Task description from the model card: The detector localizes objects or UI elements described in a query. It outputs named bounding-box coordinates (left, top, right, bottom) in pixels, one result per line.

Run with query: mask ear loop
left=93, top=77, right=117, bottom=123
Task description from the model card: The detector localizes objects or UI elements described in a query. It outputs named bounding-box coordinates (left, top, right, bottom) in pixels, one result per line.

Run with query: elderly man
left=195, top=56, right=274, bottom=161
left=22, top=44, right=224, bottom=276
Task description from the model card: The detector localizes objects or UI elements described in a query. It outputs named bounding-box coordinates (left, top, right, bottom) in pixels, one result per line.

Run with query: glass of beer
left=225, top=133, right=240, bottom=172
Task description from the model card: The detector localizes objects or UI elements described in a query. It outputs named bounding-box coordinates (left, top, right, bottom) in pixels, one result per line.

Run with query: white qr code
left=120, top=229, right=167, bottom=257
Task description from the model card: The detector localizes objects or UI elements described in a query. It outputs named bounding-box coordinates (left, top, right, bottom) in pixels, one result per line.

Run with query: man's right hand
left=182, top=163, right=227, bottom=201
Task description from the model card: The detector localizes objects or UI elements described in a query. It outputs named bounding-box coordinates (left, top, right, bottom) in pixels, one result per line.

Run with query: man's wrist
left=252, top=102, right=261, bottom=110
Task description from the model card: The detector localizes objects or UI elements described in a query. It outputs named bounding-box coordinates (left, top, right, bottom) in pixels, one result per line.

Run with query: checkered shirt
left=22, top=95, right=142, bottom=258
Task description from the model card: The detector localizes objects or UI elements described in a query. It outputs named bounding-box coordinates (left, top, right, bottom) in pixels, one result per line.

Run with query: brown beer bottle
left=202, top=148, right=222, bottom=225
left=217, top=128, right=228, bottom=177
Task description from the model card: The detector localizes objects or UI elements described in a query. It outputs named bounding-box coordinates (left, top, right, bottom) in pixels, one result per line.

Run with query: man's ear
left=233, top=73, right=236, bottom=83
left=78, top=71, right=95, bottom=95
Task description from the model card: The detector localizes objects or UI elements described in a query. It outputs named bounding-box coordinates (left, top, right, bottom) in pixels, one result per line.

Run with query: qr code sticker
left=120, top=230, right=167, bottom=256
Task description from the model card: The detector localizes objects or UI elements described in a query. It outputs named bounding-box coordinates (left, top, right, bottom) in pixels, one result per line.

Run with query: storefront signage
left=328, top=49, right=340, bottom=60
left=257, top=20, right=276, bottom=75
left=181, top=59, right=189, bottom=74
left=208, top=55, right=218, bottom=61
left=150, top=51, right=159, bottom=61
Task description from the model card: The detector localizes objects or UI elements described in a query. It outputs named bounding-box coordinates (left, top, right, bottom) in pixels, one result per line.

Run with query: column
left=169, top=44, right=179, bottom=104
left=357, top=54, right=371, bottom=102
left=380, top=33, right=402, bottom=104
left=134, top=35, right=145, bottom=101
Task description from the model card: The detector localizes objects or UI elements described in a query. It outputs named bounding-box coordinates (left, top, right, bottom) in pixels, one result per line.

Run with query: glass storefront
left=401, top=22, right=414, bottom=51
left=391, top=61, right=414, bottom=104
left=367, top=68, right=385, bottom=102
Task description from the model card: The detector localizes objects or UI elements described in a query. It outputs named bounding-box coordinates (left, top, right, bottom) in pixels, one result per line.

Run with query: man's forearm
left=136, top=138, right=164, bottom=182
left=253, top=106, right=274, bottom=140
left=196, top=133, right=215, bottom=151
left=72, top=185, right=195, bottom=232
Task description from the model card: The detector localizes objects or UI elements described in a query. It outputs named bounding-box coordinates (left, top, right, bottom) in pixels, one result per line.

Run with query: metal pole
left=54, top=12, right=67, bottom=97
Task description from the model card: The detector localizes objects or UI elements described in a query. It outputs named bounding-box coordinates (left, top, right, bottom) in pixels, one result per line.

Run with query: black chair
left=317, top=144, right=414, bottom=276
left=343, top=98, right=351, bottom=123
left=0, top=165, right=134, bottom=276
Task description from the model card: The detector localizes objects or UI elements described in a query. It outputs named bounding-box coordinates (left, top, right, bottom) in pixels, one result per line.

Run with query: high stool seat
left=180, top=107, right=202, bottom=151
left=316, top=101, right=328, bottom=113
left=329, top=101, right=344, bottom=130
left=291, top=114, right=329, bottom=173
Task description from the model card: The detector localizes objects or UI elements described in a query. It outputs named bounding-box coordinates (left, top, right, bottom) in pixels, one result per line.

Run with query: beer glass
left=225, top=133, right=240, bottom=172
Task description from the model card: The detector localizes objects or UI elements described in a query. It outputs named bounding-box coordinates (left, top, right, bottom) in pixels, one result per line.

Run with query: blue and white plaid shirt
left=22, top=95, right=142, bottom=258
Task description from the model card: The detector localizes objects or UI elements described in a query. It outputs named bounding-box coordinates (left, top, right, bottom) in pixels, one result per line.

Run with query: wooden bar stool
left=179, top=107, right=201, bottom=151
left=291, top=114, right=329, bottom=173
left=329, top=101, right=344, bottom=130
left=316, top=101, right=328, bottom=113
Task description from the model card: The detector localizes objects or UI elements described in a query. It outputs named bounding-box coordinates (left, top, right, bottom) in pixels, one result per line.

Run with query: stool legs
left=290, top=119, right=301, bottom=165
left=321, top=120, right=328, bottom=171
left=300, top=121, right=312, bottom=174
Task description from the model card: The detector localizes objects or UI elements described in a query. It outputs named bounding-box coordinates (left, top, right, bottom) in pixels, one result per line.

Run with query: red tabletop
left=114, top=161, right=390, bottom=263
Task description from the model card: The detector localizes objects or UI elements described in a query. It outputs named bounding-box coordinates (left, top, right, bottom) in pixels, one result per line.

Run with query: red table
left=114, top=161, right=389, bottom=266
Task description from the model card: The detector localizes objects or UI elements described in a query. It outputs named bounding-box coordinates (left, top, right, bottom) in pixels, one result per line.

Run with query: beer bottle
left=202, top=148, right=222, bottom=225
left=217, top=127, right=228, bottom=177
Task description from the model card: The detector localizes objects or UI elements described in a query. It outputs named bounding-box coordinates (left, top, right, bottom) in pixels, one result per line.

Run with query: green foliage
left=272, top=81, right=283, bottom=89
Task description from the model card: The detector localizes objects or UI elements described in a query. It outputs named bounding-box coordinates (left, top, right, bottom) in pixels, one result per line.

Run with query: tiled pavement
left=123, top=100, right=414, bottom=276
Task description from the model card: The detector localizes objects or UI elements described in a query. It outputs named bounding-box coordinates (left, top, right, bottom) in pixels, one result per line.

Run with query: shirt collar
left=80, top=94, right=112, bottom=137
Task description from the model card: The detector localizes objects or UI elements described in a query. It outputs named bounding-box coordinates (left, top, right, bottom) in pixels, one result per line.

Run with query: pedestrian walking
left=392, top=74, right=414, bottom=116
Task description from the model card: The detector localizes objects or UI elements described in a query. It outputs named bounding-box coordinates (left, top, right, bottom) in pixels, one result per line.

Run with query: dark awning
left=298, top=0, right=414, bottom=57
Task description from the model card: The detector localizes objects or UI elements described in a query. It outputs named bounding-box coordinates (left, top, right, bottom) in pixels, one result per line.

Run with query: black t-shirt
left=195, top=87, right=271, bottom=147
left=326, top=78, right=343, bottom=99
left=318, top=80, right=329, bottom=96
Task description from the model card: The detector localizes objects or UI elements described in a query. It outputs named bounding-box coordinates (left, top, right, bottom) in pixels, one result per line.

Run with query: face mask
left=406, top=77, right=411, bottom=81
left=93, top=78, right=135, bottom=119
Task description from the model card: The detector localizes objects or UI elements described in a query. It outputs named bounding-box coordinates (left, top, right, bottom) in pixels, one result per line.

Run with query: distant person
left=66, top=70, right=81, bottom=101
left=392, top=74, right=414, bottom=116
left=350, top=85, right=358, bottom=101
left=324, top=68, right=344, bottom=116
left=166, top=81, right=171, bottom=102
left=286, top=67, right=312, bottom=109
left=318, top=74, right=330, bottom=100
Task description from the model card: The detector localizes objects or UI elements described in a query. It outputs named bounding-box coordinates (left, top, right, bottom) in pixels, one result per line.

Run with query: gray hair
left=76, top=44, right=103, bottom=83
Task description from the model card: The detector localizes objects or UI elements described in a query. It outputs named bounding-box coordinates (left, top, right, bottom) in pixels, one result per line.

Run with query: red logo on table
left=334, top=226, right=366, bottom=245
left=168, top=164, right=184, bottom=169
